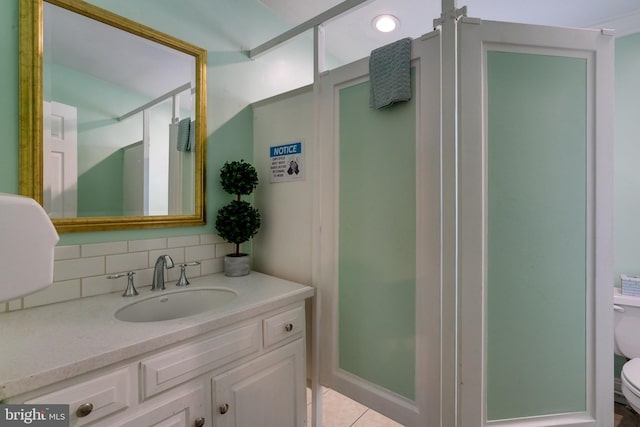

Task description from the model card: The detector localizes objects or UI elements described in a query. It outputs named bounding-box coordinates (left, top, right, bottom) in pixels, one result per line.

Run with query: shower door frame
left=457, top=18, right=614, bottom=427
left=315, top=32, right=443, bottom=427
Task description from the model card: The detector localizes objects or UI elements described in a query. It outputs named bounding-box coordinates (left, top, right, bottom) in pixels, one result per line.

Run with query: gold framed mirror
left=19, top=0, right=207, bottom=232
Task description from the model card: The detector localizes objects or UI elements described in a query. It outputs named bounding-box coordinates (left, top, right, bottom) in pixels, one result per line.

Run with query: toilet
left=614, top=288, right=640, bottom=412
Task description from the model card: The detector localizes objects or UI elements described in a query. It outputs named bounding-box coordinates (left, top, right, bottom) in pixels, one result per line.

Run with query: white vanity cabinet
left=8, top=301, right=307, bottom=427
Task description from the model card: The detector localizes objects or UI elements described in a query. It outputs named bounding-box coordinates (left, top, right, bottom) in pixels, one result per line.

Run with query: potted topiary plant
left=215, top=160, right=261, bottom=276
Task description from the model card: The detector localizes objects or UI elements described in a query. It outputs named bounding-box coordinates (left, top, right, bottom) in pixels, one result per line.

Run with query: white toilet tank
left=614, top=289, right=640, bottom=359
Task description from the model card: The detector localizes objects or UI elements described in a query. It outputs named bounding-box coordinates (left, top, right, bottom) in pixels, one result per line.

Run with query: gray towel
left=188, top=120, right=195, bottom=152
left=369, top=37, right=412, bottom=109
left=177, top=117, right=191, bottom=152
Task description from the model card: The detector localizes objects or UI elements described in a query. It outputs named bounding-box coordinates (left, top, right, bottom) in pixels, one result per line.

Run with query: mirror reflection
left=20, top=0, right=206, bottom=232
left=44, top=2, right=197, bottom=218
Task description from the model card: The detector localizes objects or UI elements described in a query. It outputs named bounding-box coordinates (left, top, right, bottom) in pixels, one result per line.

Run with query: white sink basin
left=115, top=288, right=237, bottom=322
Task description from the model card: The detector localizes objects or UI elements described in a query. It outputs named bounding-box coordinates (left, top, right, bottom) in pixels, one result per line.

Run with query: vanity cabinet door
left=114, top=385, right=205, bottom=427
left=212, top=340, right=305, bottom=427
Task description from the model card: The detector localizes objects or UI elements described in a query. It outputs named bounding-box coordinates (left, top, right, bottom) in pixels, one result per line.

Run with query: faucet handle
left=108, top=271, right=138, bottom=297
left=176, top=262, right=200, bottom=287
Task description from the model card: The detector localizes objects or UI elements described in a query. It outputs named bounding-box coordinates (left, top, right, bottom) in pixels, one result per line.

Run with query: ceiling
left=256, top=0, right=640, bottom=63
left=45, top=2, right=195, bottom=106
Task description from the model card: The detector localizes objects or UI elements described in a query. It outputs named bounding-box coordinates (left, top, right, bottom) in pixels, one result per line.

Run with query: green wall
left=77, top=147, right=124, bottom=217
left=486, top=51, right=587, bottom=419
left=338, top=80, right=416, bottom=400
left=613, top=32, right=640, bottom=379
left=0, top=0, right=252, bottom=245
left=0, top=1, right=20, bottom=195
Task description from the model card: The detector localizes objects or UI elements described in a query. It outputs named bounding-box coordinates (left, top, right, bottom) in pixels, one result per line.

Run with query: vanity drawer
left=26, top=367, right=132, bottom=426
left=263, top=305, right=305, bottom=348
left=140, top=322, right=260, bottom=399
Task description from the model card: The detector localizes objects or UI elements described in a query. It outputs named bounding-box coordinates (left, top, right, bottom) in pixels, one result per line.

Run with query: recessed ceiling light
left=372, top=14, right=399, bottom=33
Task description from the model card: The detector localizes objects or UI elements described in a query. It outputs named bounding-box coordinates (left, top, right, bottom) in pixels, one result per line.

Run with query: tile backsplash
left=1, top=234, right=234, bottom=313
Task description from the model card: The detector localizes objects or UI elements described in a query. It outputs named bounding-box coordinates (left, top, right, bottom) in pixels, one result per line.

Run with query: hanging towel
left=369, top=37, right=412, bottom=109
left=188, top=120, right=196, bottom=152
left=177, top=117, right=191, bottom=152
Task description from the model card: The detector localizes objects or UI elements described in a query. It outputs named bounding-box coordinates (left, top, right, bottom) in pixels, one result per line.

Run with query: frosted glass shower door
left=458, top=19, right=614, bottom=426
left=317, top=33, right=442, bottom=427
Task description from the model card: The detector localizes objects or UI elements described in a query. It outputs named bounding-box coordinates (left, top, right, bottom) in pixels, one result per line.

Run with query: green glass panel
left=614, top=33, right=640, bottom=284
left=338, top=78, right=416, bottom=400
left=486, top=51, right=587, bottom=419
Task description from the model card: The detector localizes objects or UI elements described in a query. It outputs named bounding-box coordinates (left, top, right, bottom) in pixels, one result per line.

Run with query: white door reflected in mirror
left=43, top=101, right=77, bottom=218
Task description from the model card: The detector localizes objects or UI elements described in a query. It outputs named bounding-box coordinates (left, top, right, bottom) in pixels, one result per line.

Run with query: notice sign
left=269, top=141, right=304, bottom=183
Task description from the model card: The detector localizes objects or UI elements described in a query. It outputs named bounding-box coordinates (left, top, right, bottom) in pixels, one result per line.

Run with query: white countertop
left=0, top=272, right=314, bottom=400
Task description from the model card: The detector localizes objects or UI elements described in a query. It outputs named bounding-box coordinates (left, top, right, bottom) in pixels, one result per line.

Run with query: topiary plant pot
left=216, top=160, right=260, bottom=276
left=224, top=254, right=251, bottom=277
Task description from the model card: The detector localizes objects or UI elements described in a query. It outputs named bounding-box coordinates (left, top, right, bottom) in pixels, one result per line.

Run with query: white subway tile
left=186, top=244, right=217, bottom=262
left=24, top=280, right=81, bottom=308
left=148, top=248, right=185, bottom=267
left=7, top=299, right=22, bottom=311
left=215, top=243, right=235, bottom=259
left=128, top=238, right=167, bottom=253
left=200, top=234, right=225, bottom=245
left=186, top=262, right=202, bottom=278
left=134, top=268, right=154, bottom=288
left=192, top=264, right=204, bottom=278
left=168, top=235, right=200, bottom=248
left=54, top=257, right=105, bottom=281
left=55, top=245, right=80, bottom=260
left=82, top=274, right=121, bottom=297
left=82, top=241, right=128, bottom=257
left=106, top=252, right=149, bottom=274
left=201, top=258, right=224, bottom=275
left=167, top=266, right=183, bottom=283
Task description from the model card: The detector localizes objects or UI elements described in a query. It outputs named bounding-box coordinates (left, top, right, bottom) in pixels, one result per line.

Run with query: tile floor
left=307, top=387, right=403, bottom=426
left=309, top=391, right=637, bottom=427
left=615, top=402, right=638, bottom=427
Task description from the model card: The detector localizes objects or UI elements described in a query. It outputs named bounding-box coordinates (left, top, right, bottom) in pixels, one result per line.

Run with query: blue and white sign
left=269, top=141, right=304, bottom=182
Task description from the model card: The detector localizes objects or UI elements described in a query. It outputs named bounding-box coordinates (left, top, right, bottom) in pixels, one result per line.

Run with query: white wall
left=252, top=88, right=314, bottom=285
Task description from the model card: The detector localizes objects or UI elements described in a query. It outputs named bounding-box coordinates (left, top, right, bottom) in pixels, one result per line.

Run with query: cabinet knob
left=194, top=417, right=206, bottom=427
left=219, top=403, right=230, bottom=415
left=284, top=323, right=294, bottom=332
left=76, top=402, right=94, bottom=418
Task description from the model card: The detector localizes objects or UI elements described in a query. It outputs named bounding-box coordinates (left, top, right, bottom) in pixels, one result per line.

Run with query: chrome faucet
left=151, top=255, right=174, bottom=291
